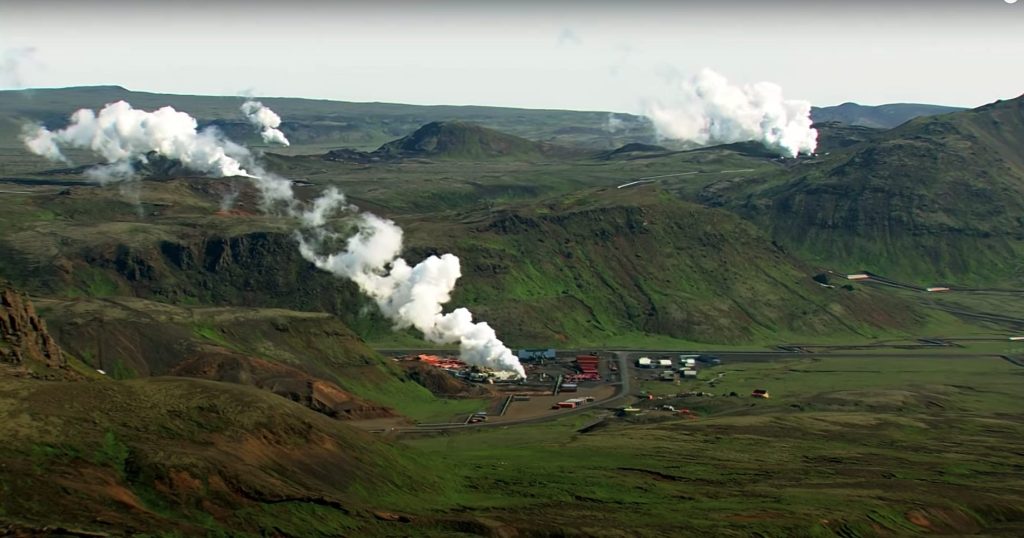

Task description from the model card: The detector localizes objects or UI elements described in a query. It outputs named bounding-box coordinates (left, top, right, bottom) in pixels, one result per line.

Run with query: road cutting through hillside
left=834, top=270, right=1024, bottom=294
left=615, top=168, right=755, bottom=189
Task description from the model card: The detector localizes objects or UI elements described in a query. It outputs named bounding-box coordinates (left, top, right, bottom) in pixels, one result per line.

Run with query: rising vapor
left=646, top=68, right=817, bottom=157
left=21, top=100, right=525, bottom=377
left=297, top=209, right=527, bottom=377
left=241, top=100, right=290, bottom=146
left=20, top=101, right=295, bottom=203
left=21, top=101, right=253, bottom=177
left=0, top=47, right=37, bottom=89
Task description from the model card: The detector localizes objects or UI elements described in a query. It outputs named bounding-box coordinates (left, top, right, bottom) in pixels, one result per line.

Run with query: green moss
left=93, top=431, right=130, bottom=477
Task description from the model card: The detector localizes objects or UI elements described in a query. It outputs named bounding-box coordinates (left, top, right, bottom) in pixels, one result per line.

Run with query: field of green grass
left=394, top=351, right=1024, bottom=536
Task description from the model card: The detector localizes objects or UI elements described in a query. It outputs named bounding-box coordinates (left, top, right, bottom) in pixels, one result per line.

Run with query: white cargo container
left=681, top=369, right=698, bottom=379
left=658, top=359, right=673, bottom=368
left=637, top=357, right=652, bottom=367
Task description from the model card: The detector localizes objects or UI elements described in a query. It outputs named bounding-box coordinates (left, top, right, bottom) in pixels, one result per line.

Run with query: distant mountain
left=811, top=102, right=964, bottom=129
left=376, top=121, right=558, bottom=160
left=0, top=86, right=654, bottom=152
left=324, top=121, right=574, bottom=162
left=739, top=94, right=1024, bottom=284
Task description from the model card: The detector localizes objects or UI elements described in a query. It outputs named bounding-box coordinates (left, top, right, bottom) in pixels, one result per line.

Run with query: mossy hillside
left=406, top=187, right=925, bottom=346
left=0, top=375, right=447, bottom=536
left=730, top=95, right=1024, bottom=286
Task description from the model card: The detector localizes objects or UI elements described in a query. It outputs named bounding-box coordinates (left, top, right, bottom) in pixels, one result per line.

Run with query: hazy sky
left=1, top=0, right=1022, bottom=112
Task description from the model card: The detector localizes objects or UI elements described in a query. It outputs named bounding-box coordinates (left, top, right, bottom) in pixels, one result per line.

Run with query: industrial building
left=552, top=396, right=596, bottom=409
left=518, top=348, right=556, bottom=361
left=567, top=354, right=601, bottom=382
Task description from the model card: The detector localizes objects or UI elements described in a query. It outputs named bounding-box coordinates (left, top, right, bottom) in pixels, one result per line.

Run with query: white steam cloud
left=646, top=68, right=817, bottom=158
left=297, top=211, right=527, bottom=378
left=241, top=100, right=290, bottom=146
left=21, top=101, right=253, bottom=177
left=605, top=113, right=626, bottom=133
left=20, top=100, right=295, bottom=203
left=21, top=100, right=524, bottom=378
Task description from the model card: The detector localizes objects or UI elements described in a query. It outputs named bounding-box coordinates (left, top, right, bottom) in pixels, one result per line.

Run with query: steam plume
left=21, top=100, right=524, bottom=377
left=297, top=209, right=527, bottom=378
left=20, top=100, right=295, bottom=204
left=0, top=47, right=37, bottom=88
left=646, top=68, right=817, bottom=157
left=605, top=113, right=625, bottom=133
left=22, top=101, right=253, bottom=177
left=241, top=100, right=290, bottom=146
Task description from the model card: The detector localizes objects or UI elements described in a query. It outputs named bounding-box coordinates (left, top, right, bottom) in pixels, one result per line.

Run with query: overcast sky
left=1, top=0, right=1022, bottom=112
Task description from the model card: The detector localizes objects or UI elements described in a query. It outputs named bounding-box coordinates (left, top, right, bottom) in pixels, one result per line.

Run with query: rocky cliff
left=0, top=282, right=70, bottom=377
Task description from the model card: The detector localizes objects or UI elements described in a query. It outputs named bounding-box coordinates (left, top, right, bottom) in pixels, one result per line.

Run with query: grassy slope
left=719, top=95, right=1024, bottom=286
left=33, top=296, right=485, bottom=423
left=406, top=187, right=926, bottom=347
left=0, top=375, right=452, bottom=536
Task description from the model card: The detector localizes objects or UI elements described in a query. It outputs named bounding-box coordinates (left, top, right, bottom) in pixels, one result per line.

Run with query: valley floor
left=387, top=350, right=1024, bottom=537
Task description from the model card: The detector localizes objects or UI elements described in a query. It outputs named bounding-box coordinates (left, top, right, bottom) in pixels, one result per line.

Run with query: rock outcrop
left=1, top=282, right=72, bottom=377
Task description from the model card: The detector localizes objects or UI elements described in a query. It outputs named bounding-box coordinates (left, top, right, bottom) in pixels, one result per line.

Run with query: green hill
left=733, top=94, right=1024, bottom=284
left=0, top=283, right=451, bottom=536
left=322, top=121, right=573, bottom=162
left=0, top=373, right=446, bottom=536
left=405, top=187, right=924, bottom=346
left=376, top=121, right=561, bottom=160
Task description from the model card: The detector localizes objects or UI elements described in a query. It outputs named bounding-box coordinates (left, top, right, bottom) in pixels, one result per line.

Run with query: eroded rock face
left=0, top=283, right=67, bottom=374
